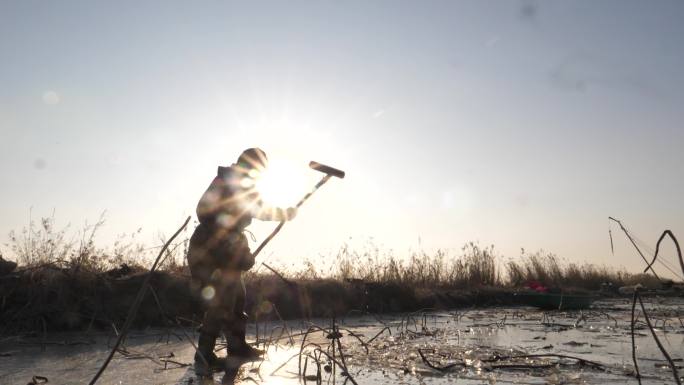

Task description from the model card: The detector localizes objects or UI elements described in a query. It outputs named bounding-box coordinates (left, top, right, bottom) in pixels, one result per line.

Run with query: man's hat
left=237, top=148, right=268, bottom=170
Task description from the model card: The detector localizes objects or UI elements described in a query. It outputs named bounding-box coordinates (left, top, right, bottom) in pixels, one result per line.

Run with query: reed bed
left=1, top=215, right=678, bottom=334
left=327, top=242, right=661, bottom=290
left=1, top=214, right=670, bottom=291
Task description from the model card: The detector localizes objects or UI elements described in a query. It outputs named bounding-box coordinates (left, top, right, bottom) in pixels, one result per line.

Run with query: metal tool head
left=309, top=161, right=345, bottom=179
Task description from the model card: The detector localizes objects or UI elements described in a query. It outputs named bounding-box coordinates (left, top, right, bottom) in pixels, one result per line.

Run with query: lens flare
left=255, top=158, right=308, bottom=208
left=201, top=285, right=215, bottom=301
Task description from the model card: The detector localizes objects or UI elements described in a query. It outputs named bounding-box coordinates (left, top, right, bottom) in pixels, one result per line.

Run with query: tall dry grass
left=505, top=251, right=661, bottom=290
left=2, top=213, right=665, bottom=290
left=2, top=212, right=189, bottom=273
left=332, top=242, right=501, bottom=288
left=327, top=242, right=661, bottom=290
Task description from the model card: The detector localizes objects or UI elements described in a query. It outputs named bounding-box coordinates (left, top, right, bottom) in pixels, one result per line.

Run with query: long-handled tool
left=253, top=161, right=345, bottom=258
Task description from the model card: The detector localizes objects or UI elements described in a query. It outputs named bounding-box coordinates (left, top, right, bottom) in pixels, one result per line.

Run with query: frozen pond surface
left=1, top=297, right=683, bottom=384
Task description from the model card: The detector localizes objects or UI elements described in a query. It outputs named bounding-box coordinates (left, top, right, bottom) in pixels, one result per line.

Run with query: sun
left=255, top=157, right=309, bottom=208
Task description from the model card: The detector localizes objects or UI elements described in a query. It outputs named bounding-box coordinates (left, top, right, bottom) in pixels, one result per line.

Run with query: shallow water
left=1, top=298, right=682, bottom=385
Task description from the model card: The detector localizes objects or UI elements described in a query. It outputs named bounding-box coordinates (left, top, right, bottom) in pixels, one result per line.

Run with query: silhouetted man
left=187, top=148, right=296, bottom=376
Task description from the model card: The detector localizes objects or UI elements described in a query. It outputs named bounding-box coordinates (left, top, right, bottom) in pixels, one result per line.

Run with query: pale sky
left=1, top=1, right=683, bottom=278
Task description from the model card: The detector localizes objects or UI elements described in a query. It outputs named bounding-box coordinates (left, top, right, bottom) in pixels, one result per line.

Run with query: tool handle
left=294, top=174, right=331, bottom=208
left=253, top=174, right=332, bottom=258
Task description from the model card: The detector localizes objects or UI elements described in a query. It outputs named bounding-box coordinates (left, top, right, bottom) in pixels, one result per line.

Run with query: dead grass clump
left=326, top=242, right=667, bottom=290
left=332, top=242, right=501, bottom=289
left=505, top=251, right=662, bottom=290
left=2, top=212, right=185, bottom=273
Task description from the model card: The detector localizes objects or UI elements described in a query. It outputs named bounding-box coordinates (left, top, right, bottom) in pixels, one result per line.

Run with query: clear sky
left=1, top=1, right=683, bottom=277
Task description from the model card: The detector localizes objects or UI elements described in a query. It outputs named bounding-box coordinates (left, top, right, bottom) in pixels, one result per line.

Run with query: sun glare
left=255, top=158, right=309, bottom=208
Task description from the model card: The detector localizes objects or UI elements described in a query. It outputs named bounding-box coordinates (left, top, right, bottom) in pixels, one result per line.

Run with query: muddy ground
left=1, top=297, right=683, bottom=385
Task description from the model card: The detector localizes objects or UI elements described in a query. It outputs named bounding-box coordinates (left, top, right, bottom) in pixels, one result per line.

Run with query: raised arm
left=252, top=200, right=297, bottom=222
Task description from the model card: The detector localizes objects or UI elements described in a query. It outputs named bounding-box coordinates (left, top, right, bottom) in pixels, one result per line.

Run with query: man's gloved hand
left=285, top=207, right=297, bottom=221
left=229, top=235, right=254, bottom=271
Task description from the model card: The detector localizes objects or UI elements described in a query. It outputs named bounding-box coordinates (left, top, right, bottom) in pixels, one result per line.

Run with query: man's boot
left=226, top=313, right=264, bottom=360
left=194, top=331, right=222, bottom=376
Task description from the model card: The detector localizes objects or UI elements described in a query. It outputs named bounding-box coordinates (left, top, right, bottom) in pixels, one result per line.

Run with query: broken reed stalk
left=336, top=327, right=369, bottom=354
left=271, top=304, right=295, bottom=346
left=418, top=348, right=463, bottom=371
left=418, top=348, right=610, bottom=373
left=595, top=311, right=618, bottom=328
left=489, top=363, right=556, bottom=370
left=329, top=316, right=354, bottom=384
left=631, top=290, right=642, bottom=384
left=621, top=226, right=684, bottom=384
left=288, top=342, right=324, bottom=376
left=289, top=318, right=360, bottom=385
left=634, top=290, right=682, bottom=385
left=343, top=309, right=390, bottom=329
left=303, top=356, right=309, bottom=381
left=269, top=351, right=304, bottom=376
left=28, top=375, right=49, bottom=385
left=298, top=325, right=329, bottom=375
left=146, top=285, right=184, bottom=343
left=265, top=325, right=285, bottom=351
left=331, top=318, right=336, bottom=385
left=608, top=217, right=662, bottom=281
left=496, top=354, right=607, bottom=371
left=366, top=326, right=391, bottom=344
left=311, top=348, right=358, bottom=385
left=643, top=230, right=684, bottom=278
left=87, top=216, right=191, bottom=385
left=173, top=316, right=208, bottom=366
left=334, top=337, right=348, bottom=373
left=261, top=262, right=296, bottom=286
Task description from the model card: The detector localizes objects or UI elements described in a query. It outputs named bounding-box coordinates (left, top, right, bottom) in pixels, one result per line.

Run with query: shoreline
left=1, top=266, right=680, bottom=334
